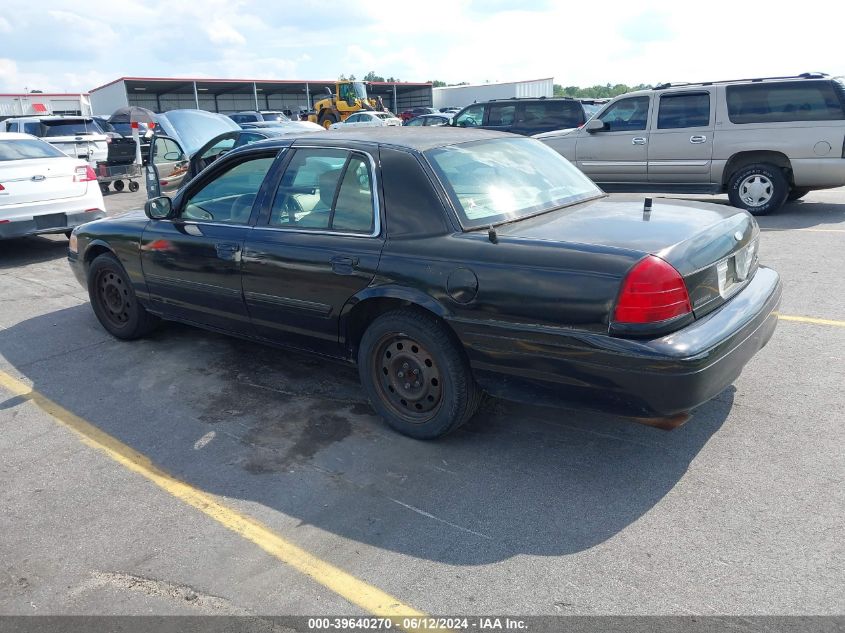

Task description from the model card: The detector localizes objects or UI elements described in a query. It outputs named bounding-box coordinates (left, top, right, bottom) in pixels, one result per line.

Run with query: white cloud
left=205, top=18, right=247, bottom=46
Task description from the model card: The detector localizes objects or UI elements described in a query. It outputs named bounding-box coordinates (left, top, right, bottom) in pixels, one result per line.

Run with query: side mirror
left=585, top=119, right=606, bottom=133
left=144, top=196, right=173, bottom=220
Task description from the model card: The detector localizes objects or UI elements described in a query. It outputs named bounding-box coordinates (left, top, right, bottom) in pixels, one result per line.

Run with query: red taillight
left=0, top=183, right=5, bottom=191
left=613, top=255, right=692, bottom=324
left=74, top=165, right=97, bottom=182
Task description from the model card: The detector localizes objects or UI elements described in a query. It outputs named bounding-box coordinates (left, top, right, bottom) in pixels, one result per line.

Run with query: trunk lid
left=495, top=197, right=759, bottom=318
left=0, top=157, right=88, bottom=207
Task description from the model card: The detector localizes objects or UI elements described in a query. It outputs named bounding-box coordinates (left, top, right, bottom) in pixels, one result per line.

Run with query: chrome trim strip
left=243, top=291, right=332, bottom=315
left=648, top=160, right=710, bottom=167
left=145, top=273, right=241, bottom=298
left=581, top=161, right=647, bottom=166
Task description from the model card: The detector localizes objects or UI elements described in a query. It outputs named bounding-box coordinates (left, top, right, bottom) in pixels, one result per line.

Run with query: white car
left=0, top=133, right=106, bottom=240
left=2, top=116, right=109, bottom=168
left=329, top=111, right=402, bottom=129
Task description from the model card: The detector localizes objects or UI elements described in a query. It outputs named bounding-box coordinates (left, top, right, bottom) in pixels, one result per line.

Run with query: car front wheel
left=87, top=253, right=158, bottom=340
left=728, top=163, right=789, bottom=215
left=358, top=308, right=481, bottom=439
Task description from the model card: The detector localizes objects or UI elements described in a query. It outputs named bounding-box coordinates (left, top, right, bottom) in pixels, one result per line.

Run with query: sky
left=1, top=0, right=844, bottom=94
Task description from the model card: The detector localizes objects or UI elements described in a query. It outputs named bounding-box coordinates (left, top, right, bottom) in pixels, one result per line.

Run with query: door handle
left=215, top=242, right=241, bottom=262
left=690, top=135, right=707, bottom=144
left=632, top=137, right=647, bottom=145
left=330, top=255, right=358, bottom=274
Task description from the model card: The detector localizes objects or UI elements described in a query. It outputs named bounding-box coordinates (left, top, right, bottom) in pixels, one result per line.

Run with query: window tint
left=521, top=101, right=585, bottom=128
left=182, top=156, right=276, bottom=224
left=233, top=133, right=265, bottom=147
left=726, top=81, right=845, bottom=124
left=42, top=120, right=100, bottom=136
left=200, top=137, right=235, bottom=159
left=425, top=116, right=448, bottom=127
left=404, top=117, right=425, bottom=126
left=487, top=103, right=516, bottom=126
left=599, top=96, right=650, bottom=131
left=269, top=149, right=374, bottom=233
left=455, top=104, right=484, bottom=127
left=0, top=139, right=66, bottom=161
left=657, top=92, right=711, bottom=129
left=23, top=122, right=41, bottom=135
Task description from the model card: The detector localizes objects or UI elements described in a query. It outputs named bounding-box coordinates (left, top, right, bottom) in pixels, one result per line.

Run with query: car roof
left=252, top=126, right=516, bottom=152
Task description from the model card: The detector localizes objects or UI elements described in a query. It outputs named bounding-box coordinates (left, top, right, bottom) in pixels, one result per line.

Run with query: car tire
left=727, top=163, right=788, bottom=216
left=358, top=308, right=482, bottom=439
left=87, top=253, right=158, bottom=340
left=319, top=113, right=337, bottom=130
left=787, top=187, right=810, bottom=202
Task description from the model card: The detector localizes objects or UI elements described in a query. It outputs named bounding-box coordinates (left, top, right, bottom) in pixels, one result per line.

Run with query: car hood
left=495, top=197, right=756, bottom=277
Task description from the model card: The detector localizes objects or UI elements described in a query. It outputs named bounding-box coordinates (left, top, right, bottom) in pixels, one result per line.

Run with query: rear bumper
left=0, top=209, right=106, bottom=239
left=451, top=266, right=782, bottom=417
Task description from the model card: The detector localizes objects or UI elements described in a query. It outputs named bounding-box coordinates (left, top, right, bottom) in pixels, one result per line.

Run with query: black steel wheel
left=87, top=253, right=158, bottom=340
left=358, top=308, right=481, bottom=439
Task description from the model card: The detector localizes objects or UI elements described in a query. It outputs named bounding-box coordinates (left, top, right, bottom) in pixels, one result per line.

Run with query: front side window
left=657, top=92, right=711, bottom=129
left=182, top=155, right=276, bottom=224
left=726, top=81, right=845, bottom=124
left=427, top=138, right=602, bottom=229
left=426, top=116, right=449, bottom=127
left=269, top=149, right=375, bottom=234
left=405, top=117, right=425, bottom=126
left=598, top=96, right=650, bottom=131
left=455, top=104, right=484, bottom=127
left=153, top=138, right=185, bottom=164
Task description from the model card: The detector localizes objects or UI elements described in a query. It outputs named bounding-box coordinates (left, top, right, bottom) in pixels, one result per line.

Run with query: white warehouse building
left=0, top=92, right=92, bottom=119
left=432, top=78, right=554, bottom=110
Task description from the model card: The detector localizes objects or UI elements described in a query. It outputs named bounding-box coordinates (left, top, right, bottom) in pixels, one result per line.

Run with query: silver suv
left=2, top=116, right=108, bottom=168
left=536, top=73, right=845, bottom=214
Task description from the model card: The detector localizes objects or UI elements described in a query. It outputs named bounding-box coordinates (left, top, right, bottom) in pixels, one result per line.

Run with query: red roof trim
left=90, top=76, right=432, bottom=92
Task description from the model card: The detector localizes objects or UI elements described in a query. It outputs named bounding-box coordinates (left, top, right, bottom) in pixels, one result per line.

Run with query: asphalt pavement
left=0, top=186, right=842, bottom=619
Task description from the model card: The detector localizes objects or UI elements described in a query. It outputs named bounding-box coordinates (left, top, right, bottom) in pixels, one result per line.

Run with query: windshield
left=0, top=138, right=66, bottom=161
left=262, top=112, right=291, bottom=122
left=42, top=120, right=101, bottom=137
left=426, top=138, right=603, bottom=229
left=352, top=82, right=368, bottom=100
left=155, top=110, right=240, bottom=156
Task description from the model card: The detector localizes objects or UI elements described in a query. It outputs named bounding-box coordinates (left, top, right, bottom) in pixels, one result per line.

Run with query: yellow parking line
left=0, top=370, right=425, bottom=625
left=777, top=313, right=845, bottom=327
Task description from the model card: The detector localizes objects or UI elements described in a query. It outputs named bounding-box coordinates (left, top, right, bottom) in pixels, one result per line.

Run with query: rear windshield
left=262, top=112, right=290, bottom=121
left=726, top=81, right=845, bottom=124
left=42, top=120, right=102, bottom=136
left=0, top=139, right=67, bottom=161
left=426, top=137, right=602, bottom=229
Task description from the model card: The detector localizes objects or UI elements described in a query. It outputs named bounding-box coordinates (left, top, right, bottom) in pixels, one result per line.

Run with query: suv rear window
left=726, top=81, right=845, bottom=124
left=41, top=120, right=101, bottom=136
left=521, top=101, right=585, bottom=128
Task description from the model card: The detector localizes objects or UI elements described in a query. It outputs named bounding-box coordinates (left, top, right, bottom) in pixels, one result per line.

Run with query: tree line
left=340, top=73, right=650, bottom=98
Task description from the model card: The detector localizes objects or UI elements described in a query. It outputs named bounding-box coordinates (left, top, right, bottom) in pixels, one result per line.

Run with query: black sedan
left=68, top=128, right=781, bottom=439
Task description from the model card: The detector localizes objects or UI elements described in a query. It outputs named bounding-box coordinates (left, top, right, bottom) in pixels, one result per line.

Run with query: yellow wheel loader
left=308, top=81, right=378, bottom=129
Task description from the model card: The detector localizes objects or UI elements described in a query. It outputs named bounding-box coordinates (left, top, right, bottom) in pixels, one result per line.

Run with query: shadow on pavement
left=0, top=305, right=731, bottom=565
left=0, top=235, right=70, bottom=269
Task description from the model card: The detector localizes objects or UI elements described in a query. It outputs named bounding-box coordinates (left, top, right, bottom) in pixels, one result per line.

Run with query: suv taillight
left=74, top=165, right=97, bottom=182
left=613, top=255, right=692, bottom=324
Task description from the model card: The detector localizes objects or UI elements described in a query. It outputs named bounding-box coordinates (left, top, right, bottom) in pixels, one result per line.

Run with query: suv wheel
left=728, top=163, right=788, bottom=215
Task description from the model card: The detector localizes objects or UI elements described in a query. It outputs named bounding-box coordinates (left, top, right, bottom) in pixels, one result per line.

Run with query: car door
left=140, top=149, right=282, bottom=333
left=145, top=135, right=190, bottom=198
left=241, top=145, right=384, bottom=355
left=648, top=90, right=715, bottom=184
left=575, top=95, right=651, bottom=184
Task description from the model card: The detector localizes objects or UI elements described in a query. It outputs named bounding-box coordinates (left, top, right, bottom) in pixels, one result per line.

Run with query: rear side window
left=521, top=101, right=585, bottom=128
left=657, top=92, right=711, bottom=129
left=487, top=103, right=516, bottom=126
left=0, top=139, right=66, bottom=161
left=726, top=81, right=845, bottom=124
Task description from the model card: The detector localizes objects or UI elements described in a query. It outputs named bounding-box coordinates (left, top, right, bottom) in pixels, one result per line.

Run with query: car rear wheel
left=87, top=253, right=158, bottom=340
left=358, top=308, right=481, bottom=439
left=728, top=163, right=788, bottom=216
left=787, top=187, right=810, bottom=201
